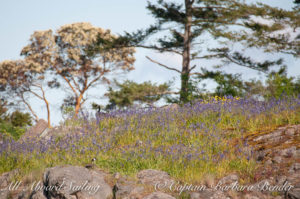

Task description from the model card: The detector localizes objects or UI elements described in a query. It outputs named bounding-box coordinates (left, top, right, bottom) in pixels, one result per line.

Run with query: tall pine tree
left=99, top=0, right=299, bottom=103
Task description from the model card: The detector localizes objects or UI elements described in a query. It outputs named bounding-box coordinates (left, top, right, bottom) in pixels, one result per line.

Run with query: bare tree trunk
left=75, top=93, right=84, bottom=116
left=20, top=93, right=39, bottom=122
left=180, top=0, right=193, bottom=103
left=40, top=86, right=51, bottom=128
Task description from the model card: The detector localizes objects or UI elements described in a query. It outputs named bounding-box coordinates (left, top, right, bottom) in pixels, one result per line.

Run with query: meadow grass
left=1, top=96, right=300, bottom=183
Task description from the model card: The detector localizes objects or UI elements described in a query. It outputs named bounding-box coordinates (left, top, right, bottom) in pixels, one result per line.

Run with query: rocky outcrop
left=21, top=119, right=49, bottom=141
left=42, top=166, right=112, bottom=199
left=137, top=169, right=174, bottom=187
left=143, top=192, right=175, bottom=199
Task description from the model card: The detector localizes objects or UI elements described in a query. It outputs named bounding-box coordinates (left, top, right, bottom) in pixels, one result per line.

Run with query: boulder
left=143, top=191, right=175, bottom=199
left=286, top=188, right=300, bottom=199
left=218, top=174, right=239, bottom=185
left=43, top=166, right=112, bottom=199
left=21, top=119, right=49, bottom=141
left=190, top=189, right=228, bottom=199
left=0, top=169, right=19, bottom=199
left=115, top=177, right=145, bottom=199
left=30, top=190, right=47, bottom=199
left=137, top=169, right=174, bottom=187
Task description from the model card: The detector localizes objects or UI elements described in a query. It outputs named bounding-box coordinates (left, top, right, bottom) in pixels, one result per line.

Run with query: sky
left=0, top=0, right=299, bottom=125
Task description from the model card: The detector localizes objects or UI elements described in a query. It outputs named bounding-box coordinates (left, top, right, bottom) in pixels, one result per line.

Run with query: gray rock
left=286, top=188, right=300, bottom=199
left=218, top=174, right=239, bottom=185
left=244, top=194, right=260, bottom=199
left=285, top=128, right=295, bottom=136
left=265, top=159, right=273, bottom=165
left=255, top=150, right=266, bottom=161
left=0, top=190, right=9, bottom=199
left=289, top=163, right=300, bottom=173
left=0, top=169, right=19, bottom=199
left=273, top=156, right=283, bottom=164
left=143, top=192, right=175, bottom=199
left=190, top=189, right=228, bottom=199
left=21, top=119, right=49, bottom=141
left=43, top=166, right=112, bottom=199
left=253, top=130, right=282, bottom=142
left=276, top=176, right=287, bottom=185
left=115, top=179, right=144, bottom=199
left=137, top=169, right=174, bottom=187
left=30, top=190, right=47, bottom=199
left=280, top=147, right=297, bottom=158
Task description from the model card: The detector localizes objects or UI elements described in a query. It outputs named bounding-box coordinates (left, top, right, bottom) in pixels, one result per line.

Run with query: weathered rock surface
left=143, top=191, right=175, bottom=199
left=137, top=169, right=174, bottom=187
left=114, top=177, right=145, bottom=199
left=0, top=170, right=19, bottom=199
left=21, top=119, right=49, bottom=141
left=286, top=188, right=300, bottom=199
left=30, top=190, right=47, bottom=199
left=43, top=166, right=112, bottom=199
left=218, top=174, right=239, bottom=185
left=190, top=189, right=228, bottom=199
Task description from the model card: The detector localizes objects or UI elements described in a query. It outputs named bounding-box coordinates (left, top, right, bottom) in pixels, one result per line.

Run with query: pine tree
left=103, top=0, right=299, bottom=103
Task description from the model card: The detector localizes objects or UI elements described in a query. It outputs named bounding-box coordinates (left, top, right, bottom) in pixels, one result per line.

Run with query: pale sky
left=0, top=0, right=299, bottom=125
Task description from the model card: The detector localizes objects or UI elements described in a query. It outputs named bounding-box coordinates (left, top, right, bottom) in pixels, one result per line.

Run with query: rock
left=162, top=104, right=179, bottom=111
left=280, top=147, right=297, bottom=158
left=115, top=178, right=144, bottom=199
left=244, top=194, right=260, bottom=199
left=21, top=119, right=49, bottom=141
left=286, top=188, right=300, bottom=199
left=30, top=190, right=47, bottom=199
left=273, top=156, right=283, bottom=164
left=114, top=172, right=121, bottom=180
left=0, top=190, right=9, bottom=199
left=289, top=163, right=300, bottom=173
left=137, top=169, right=174, bottom=187
left=255, top=150, right=266, bottom=161
left=190, top=189, right=228, bottom=199
left=0, top=169, right=19, bottom=199
left=285, top=128, right=295, bottom=136
left=276, top=176, right=287, bottom=185
left=253, top=130, right=282, bottom=142
left=43, top=166, right=112, bottom=199
left=265, top=159, right=273, bottom=165
left=297, top=149, right=300, bottom=159
left=219, top=174, right=239, bottom=185
left=143, top=192, right=175, bottom=199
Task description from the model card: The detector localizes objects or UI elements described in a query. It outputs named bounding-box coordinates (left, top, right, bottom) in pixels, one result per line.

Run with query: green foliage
left=0, top=122, right=26, bottom=140
left=197, top=69, right=246, bottom=97
left=105, top=80, right=171, bottom=109
left=10, top=111, right=32, bottom=127
left=61, top=106, right=75, bottom=120
left=265, top=73, right=300, bottom=99
left=0, top=101, right=32, bottom=139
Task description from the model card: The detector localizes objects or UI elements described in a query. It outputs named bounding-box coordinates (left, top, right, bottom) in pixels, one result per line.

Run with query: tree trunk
left=180, top=0, right=193, bottom=103
left=75, top=93, right=84, bottom=116
left=44, top=99, right=51, bottom=128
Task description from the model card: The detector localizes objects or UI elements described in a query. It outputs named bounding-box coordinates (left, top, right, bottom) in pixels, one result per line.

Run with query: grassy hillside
left=1, top=96, right=300, bottom=183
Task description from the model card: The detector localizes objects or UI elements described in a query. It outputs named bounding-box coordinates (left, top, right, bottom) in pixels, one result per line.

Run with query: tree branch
left=223, top=54, right=268, bottom=74
left=136, top=45, right=182, bottom=55
left=146, top=56, right=181, bottom=73
left=20, top=93, right=39, bottom=122
left=53, top=65, right=79, bottom=97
